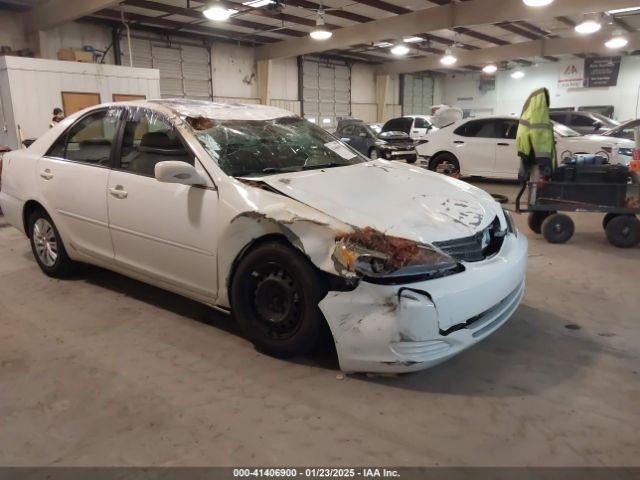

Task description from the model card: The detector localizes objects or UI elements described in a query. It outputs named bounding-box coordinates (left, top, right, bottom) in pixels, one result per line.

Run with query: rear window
left=454, top=119, right=497, bottom=138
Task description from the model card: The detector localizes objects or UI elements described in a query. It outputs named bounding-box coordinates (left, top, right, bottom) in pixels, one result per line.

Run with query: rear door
left=494, top=119, right=520, bottom=178
left=452, top=119, right=498, bottom=175
left=37, top=108, right=120, bottom=261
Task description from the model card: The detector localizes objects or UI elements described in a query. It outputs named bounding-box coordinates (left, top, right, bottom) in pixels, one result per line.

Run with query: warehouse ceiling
left=2, top=0, right=640, bottom=72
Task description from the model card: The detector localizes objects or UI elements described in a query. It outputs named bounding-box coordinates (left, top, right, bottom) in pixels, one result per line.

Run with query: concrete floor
left=0, top=180, right=639, bottom=467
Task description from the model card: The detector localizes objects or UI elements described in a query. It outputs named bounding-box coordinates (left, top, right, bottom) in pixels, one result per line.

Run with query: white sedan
left=417, top=116, right=635, bottom=179
left=0, top=100, right=527, bottom=373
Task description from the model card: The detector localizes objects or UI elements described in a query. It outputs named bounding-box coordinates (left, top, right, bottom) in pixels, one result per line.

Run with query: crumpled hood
left=256, top=160, right=502, bottom=244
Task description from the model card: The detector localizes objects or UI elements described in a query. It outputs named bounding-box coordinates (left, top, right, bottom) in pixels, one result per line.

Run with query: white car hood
left=562, top=134, right=634, bottom=147
left=256, top=160, right=501, bottom=244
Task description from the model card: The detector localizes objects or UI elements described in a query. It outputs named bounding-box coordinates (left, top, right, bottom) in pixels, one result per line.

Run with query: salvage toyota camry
left=0, top=100, right=528, bottom=373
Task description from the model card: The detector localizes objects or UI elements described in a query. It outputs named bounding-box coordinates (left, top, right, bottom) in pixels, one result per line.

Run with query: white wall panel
left=0, top=56, right=160, bottom=149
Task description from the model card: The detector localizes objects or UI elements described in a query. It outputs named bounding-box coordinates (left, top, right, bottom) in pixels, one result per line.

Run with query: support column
left=257, top=59, right=272, bottom=106
left=375, top=73, right=389, bottom=123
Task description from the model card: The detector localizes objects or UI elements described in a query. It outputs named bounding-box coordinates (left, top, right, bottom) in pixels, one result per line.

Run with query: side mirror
left=593, top=121, right=602, bottom=131
left=154, top=161, right=206, bottom=186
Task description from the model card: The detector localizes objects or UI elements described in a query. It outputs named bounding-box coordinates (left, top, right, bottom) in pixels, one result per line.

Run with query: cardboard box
left=57, top=48, right=75, bottom=61
left=73, top=50, right=94, bottom=63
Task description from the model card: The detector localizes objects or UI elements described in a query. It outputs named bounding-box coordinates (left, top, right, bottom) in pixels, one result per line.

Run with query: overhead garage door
left=402, top=74, right=434, bottom=116
left=120, top=35, right=212, bottom=100
left=302, top=58, right=350, bottom=130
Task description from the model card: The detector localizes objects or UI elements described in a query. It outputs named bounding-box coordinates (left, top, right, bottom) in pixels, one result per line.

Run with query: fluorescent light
left=523, top=0, right=554, bottom=6
left=482, top=64, right=498, bottom=74
left=607, top=7, right=640, bottom=14
left=242, top=0, right=273, bottom=6
left=575, top=16, right=602, bottom=34
left=310, top=16, right=332, bottom=40
left=511, top=70, right=525, bottom=79
left=203, top=3, right=237, bottom=21
left=322, top=118, right=331, bottom=124
left=403, top=36, right=423, bottom=43
left=307, top=117, right=316, bottom=123
left=374, top=41, right=393, bottom=48
left=390, top=43, right=410, bottom=56
left=605, top=33, right=628, bottom=49
left=440, top=48, right=457, bottom=66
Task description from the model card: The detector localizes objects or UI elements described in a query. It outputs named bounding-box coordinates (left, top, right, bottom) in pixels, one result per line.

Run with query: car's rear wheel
left=429, top=153, right=460, bottom=177
left=28, top=209, right=77, bottom=278
left=231, top=241, right=328, bottom=358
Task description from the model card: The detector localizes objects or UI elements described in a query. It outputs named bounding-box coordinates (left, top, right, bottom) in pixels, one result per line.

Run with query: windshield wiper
left=302, top=162, right=343, bottom=171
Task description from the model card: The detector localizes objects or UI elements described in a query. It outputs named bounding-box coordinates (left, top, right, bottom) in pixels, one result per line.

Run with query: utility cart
left=515, top=159, right=640, bottom=248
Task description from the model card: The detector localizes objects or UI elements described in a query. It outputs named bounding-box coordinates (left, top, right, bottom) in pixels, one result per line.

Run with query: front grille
left=433, top=216, right=505, bottom=262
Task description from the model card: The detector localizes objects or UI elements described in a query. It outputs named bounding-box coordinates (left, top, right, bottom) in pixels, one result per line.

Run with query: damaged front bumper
left=319, top=233, right=528, bottom=373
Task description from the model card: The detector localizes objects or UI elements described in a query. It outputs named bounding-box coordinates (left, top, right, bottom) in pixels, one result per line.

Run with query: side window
left=455, top=120, right=497, bottom=138
left=354, top=125, right=368, bottom=137
left=47, top=109, right=119, bottom=166
left=498, top=120, right=519, bottom=140
left=570, top=114, right=595, bottom=127
left=341, top=124, right=355, bottom=137
left=118, top=109, right=192, bottom=177
left=413, top=117, right=429, bottom=129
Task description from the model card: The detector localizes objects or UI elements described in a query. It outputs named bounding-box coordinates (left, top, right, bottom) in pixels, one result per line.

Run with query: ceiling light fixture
left=242, top=0, right=274, bottom=6
left=523, top=0, right=554, bottom=7
left=482, top=64, right=498, bottom=74
left=575, top=14, right=602, bottom=34
left=403, top=36, right=423, bottom=43
left=605, top=31, right=629, bottom=49
left=511, top=69, right=525, bottom=79
left=440, top=48, right=457, bottom=66
left=203, top=2, right=237, bottom=21
left=390, top=42, right=410, bottom=56
left=310, top=14, right=332, bottom=40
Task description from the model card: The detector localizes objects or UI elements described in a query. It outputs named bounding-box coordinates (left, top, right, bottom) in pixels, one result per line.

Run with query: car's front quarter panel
left=320, top=231, right=528, bottom=373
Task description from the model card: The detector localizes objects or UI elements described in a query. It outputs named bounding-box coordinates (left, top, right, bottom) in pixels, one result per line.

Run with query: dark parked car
left=335, top=120, right=417, bottom=163
left=549, top=111, right=620, bottom=135
left=601, top=119, right=640, bottom=141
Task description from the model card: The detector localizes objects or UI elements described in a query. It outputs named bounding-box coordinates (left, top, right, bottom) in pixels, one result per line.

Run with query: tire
left=602, top=213, right=619, bottom=230
left=405, top=156, right=417, bottom=164
left=528, top=211, right=555, bottom=234
left=368, top=148, right=379, bottom=160
left=542, top=213, right=575, bottom=244
left=28, top=209, right=77, bottom=278
left=605, top=215, right=640, bottom=248
left=429, top=153, right=460, bottom=177
left=230, top=241, right=328, bottom=358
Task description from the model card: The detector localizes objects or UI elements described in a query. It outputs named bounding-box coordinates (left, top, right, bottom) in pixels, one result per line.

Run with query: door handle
left=454, top=141, right=465, bottom=144
left=40, top=169, right=53, bottom=180
left=497, top=142, right=510, bottom=146
left=109, top=185, right=128, bottom=199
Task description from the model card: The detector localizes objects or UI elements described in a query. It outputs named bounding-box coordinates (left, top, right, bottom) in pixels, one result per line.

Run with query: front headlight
left=333, top=227, right=461, bottom=284
left=618, top=147, right=633, bottom=157
left=503, top=209, right=517, bottom=236
left=374, top=139, right=388, bottom=146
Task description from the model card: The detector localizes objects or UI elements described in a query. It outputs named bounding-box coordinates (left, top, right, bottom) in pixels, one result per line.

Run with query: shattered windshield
left=188, top=116, right=367, bottom=177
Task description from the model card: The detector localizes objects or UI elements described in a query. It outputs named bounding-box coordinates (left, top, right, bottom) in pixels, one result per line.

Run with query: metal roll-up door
left=402, top=74, right=434, bottom=116
left=302, top=58, right=351, bottom=130
left=120, top=34, right=212, bottom=100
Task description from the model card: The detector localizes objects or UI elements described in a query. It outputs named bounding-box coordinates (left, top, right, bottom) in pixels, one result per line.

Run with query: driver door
left=106, top=107, right=219, bottom=300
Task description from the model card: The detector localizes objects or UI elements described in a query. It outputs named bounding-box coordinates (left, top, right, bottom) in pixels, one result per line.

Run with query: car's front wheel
left=429, top=153, right=460, bottom=177
left=231, top=241, right=328, bottom=358
left=28, top=209, right=77, bottom=277
left=368, top=148, right=379, bottom=160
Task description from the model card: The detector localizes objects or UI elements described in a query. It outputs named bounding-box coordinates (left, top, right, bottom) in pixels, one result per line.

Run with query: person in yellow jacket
left=516, top=87, right=556, bottom=179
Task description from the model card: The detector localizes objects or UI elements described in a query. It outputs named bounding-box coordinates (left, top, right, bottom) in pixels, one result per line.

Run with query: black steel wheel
left=230, top=241, right=328, bottom=358
left=605, top=215, right=640, bottom=248
left=542, top=213, right=575, bottom=244
left=528, top=211, right=555, bottom=234
left=602, top=213, right=619, bottom=230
